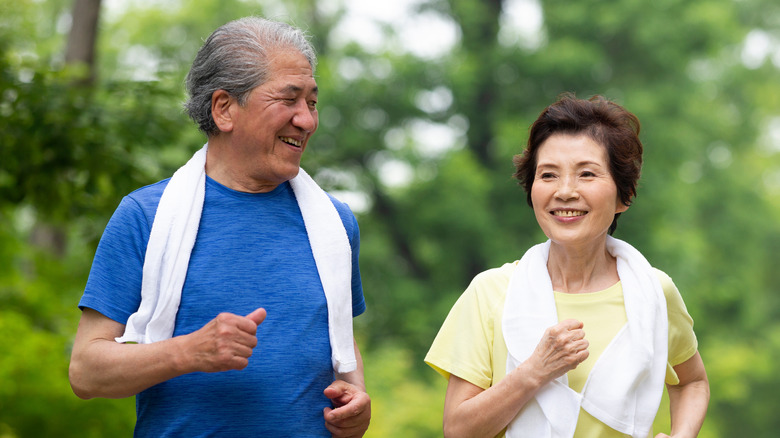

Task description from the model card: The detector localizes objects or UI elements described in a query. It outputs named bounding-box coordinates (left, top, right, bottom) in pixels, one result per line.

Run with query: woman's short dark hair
left=513, top=93, right=643, bottom=235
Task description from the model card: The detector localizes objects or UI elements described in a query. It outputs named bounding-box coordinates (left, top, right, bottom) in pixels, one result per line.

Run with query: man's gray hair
left=184, top=17, right=317, bottom=136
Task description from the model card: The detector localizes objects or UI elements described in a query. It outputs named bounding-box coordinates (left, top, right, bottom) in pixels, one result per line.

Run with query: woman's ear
left=211, top=89, right=234, bottom=133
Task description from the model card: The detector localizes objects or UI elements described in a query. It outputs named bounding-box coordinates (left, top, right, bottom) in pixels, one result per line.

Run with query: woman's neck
left=546, top=240, right=620, bottom=294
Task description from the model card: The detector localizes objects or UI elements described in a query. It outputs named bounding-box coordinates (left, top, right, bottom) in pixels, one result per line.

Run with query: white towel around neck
left=503, top=236, right=667, bottom=438
left=115, top=143, right=357, bottom=374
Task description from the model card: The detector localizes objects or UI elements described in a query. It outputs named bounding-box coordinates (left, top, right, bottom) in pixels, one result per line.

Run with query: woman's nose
left=555, top=176, right=579, bottom=200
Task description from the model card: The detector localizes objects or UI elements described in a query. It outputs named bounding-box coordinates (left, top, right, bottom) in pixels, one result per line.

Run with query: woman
left=425, top=94, right=709, bottom=438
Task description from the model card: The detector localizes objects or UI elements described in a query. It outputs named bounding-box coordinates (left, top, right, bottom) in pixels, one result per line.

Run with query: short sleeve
left=425, top=267, right=511, bottom=390
left=655, top=269, right=698, bottom=384
left=79, top=195, right=152, bottom=324
left=328, top=194, right=366, bottom=318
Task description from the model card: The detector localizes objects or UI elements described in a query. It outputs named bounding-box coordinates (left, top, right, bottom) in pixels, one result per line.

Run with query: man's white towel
left=503, top=236, right=667, bottom=438
left=116, top=144, right=357, bottom=374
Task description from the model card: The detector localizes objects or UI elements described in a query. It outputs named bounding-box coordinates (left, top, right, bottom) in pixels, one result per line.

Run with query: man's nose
left=292, top=100, right=317, bottom=133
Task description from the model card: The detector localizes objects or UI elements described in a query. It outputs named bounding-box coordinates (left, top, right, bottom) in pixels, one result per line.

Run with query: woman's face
left=530, top=133, right=628, bottom=248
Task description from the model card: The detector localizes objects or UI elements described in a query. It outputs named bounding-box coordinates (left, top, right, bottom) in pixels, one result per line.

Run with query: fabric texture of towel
left=502, top=236, right=668, bottom=438
left=116, top=143, right=357, bottom=374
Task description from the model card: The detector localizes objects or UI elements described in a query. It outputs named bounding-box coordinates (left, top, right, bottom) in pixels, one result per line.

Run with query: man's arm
left=323, top=337, right=371, bottom=438
left=69, top=307, right=266, bottom=399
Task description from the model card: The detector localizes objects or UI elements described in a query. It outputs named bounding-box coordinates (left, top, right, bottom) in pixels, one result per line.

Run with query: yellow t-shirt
left=424, top=262, right=698, bottom=438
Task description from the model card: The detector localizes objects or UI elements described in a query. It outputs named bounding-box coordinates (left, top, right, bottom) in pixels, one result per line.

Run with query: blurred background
left=1, top=0, right=779, bottom=436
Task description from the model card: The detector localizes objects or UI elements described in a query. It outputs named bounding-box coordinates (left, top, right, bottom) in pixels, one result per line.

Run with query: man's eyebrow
left=279, top=84, right=318, bottom=95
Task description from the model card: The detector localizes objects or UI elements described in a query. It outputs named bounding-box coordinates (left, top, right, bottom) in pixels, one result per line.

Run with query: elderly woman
left=425, top=94, right=709, bottom=438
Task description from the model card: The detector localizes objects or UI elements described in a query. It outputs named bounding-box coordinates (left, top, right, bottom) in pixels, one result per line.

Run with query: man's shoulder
left=127, top=178, right=171, bottom=200
left=323, top=191, right=358, bottom=230
left=121, top=178, right=171, bottom=214
left=324, top=191, right=351, bottom=212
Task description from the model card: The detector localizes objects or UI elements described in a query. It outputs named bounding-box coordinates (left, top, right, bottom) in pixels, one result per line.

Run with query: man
left=69, top=17, right=371, bottom=437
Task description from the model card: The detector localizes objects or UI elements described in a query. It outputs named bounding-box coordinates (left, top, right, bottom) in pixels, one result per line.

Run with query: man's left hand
left=323, top=379, right=371, bottom=437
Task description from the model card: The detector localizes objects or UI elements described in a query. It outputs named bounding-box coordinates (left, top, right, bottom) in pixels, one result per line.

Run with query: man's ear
left=211, top=89, right=234, bottom=133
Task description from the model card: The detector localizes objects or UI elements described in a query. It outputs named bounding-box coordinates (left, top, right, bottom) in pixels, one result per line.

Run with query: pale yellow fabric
left=425, top=262, right=698, bottom=438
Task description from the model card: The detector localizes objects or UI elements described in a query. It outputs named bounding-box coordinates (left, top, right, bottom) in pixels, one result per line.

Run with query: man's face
left=226, top=49, right=319, bottom=190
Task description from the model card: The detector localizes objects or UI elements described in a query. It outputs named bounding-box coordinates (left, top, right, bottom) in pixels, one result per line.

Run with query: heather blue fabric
left=80, top=175, right=365, bottom=437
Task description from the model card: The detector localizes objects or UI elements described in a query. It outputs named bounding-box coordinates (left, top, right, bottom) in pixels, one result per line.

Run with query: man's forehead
left=266, top=50, right=314, bottom=75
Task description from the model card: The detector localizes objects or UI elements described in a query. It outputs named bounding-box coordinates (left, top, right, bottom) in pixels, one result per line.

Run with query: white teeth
left=553, top=210, right=586, bottom=217
left=279, top=136, right=302, bottom=147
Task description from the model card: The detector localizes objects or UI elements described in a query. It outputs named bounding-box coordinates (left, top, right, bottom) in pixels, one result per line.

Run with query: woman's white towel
left=503, top=236, right=667, bottom=438
left=115, top=143, right=357, bottom=374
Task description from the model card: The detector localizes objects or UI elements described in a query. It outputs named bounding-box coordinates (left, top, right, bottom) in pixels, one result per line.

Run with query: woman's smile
left=551, top=209, right=588, bottom=218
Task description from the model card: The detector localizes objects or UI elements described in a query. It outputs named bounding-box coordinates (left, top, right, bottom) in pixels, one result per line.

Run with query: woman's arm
left=655, top=351, right=709, bottom=438
left=443, top=363, right=542, bottom=438
left=443, top=319, right=589, bottom=438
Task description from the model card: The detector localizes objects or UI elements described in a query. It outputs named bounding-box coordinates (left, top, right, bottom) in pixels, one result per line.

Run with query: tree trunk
left=31, top=0, right=103, bottom=256
left=64, top=0, right=102, bottom=83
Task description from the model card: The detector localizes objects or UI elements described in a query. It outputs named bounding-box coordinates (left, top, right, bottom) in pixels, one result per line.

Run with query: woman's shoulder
left=470, top=262, right=516, bottom=289
left=652, top=267, right=673, bottom=284
left=651, top=267, right=694, bottom=314
left=461, top=262, right=518, bottom=310
left=652, top=268, right=681, bottom=296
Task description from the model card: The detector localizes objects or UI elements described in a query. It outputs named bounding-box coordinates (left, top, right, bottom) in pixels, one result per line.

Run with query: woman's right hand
left=526, top=319, right=590, bottom=384
left=441, top=319, right=590, bottom=438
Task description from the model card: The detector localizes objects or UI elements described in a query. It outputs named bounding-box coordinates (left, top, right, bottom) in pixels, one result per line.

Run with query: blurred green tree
left=1, top=0, right=779, bottom=436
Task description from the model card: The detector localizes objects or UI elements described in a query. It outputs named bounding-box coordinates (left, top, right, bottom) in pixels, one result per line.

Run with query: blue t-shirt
left=80, top=176, right=366, bottom=437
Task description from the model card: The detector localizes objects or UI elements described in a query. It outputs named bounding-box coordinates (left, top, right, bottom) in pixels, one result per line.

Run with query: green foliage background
left=2, top=0, right=779, bottom=436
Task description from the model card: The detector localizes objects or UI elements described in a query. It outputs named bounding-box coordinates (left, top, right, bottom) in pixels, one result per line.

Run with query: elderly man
left=69, top=17, right=370, bottom=437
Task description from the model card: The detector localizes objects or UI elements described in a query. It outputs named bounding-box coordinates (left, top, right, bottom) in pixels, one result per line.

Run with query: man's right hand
left=70, top=307, right=267, bottom=399
left=182, top=307, right=267, bottom=373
